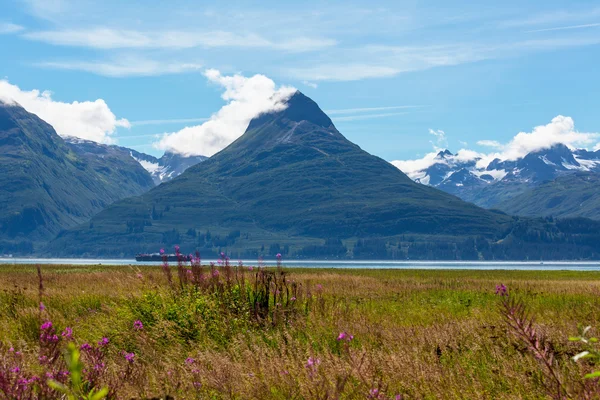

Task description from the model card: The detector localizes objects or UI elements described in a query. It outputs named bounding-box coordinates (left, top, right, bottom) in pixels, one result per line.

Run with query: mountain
left=128, top=150, right=207, bottom=185
left=47, top=92, right=600, bottom=260
left=65, top=139, right=207, bottom=185
left=0, top=102, right=155, bottom=253
left=497, top=172, right=600, bottom=220
left=403, top=144, right=600, bottom=210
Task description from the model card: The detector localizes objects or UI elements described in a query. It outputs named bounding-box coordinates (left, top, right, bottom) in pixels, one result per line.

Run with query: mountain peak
left=247, top=91, right=334, bottom=131
left=436, top=149, right=453, bottom=158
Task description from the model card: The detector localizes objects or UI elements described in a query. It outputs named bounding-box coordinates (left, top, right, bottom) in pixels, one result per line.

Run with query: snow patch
left=130, top=152, right=160, bottom=174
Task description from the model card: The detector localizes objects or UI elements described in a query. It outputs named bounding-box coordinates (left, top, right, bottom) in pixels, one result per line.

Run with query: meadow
left=1, top=259, right=600, bottom=399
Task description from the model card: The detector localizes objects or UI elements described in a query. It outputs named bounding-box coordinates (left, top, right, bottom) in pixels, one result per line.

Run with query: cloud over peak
left=392, top=116, right=600, bottom=176
left=0, top=80, right=129, bottom=144
left=154, top=70, right=296, bottom=156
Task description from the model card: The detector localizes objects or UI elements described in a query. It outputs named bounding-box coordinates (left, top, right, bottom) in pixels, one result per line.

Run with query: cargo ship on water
left=135, top=253, right=192, bottom=262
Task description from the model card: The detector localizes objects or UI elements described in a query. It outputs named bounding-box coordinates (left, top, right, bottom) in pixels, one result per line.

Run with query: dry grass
left=2, top=264, right=600, bottom=399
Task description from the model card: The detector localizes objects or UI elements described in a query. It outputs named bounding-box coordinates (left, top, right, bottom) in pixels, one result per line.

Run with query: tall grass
left=1, top=259, right=600, bottom=398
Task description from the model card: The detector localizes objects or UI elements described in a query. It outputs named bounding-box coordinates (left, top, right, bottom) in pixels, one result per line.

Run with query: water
left=2, top=258, right=600, bottom=271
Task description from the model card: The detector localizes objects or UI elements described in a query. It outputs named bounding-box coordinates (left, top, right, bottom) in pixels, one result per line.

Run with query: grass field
left=1, top=263, right=600, bottom=399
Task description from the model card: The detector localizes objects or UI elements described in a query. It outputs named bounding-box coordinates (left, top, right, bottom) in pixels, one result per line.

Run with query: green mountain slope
left=47, top=92, right=600, bottom=259
left=497, top=172, right=600, bottom=220
left=0, top=102, right=154, bottom=253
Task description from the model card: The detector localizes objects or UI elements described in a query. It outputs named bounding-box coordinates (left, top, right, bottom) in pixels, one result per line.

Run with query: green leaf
left=47, top=379, right=67, bottom=393
left=584, top=371, right=600, bottom=379
left=89, top=387, right=109, bottom=400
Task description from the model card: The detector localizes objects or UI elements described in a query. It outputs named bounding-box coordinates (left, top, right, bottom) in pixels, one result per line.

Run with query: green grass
left=2, top=264, right=600, bottom=398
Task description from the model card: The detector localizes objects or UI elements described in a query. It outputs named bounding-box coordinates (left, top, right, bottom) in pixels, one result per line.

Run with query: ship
left=135, top=253, right=192, bottom=262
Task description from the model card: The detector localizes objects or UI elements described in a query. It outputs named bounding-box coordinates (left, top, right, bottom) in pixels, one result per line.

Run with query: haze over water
left=3, top=258, right=600, bottom=271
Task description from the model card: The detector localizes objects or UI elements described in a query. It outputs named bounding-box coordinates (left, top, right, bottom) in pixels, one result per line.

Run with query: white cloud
left=302, top=81, right=318, bottom=89
left=498, top=116, right=597, bottom=160
left=525, top=22, right=600, bottom=33
left=37, top=57, right=203, bottom=78
left=477, top=140, right=503, bottom=149
left=326, top=105, right=425, bottom=115
left=390, top=152, right=437, bottom=179
left=0, top=80, right=129, bottom=144
left=333, top=112, right=409, bottom=122
left=287, top=64, right=400, bottom=81
left=153, top=70, right=296, bottom=156
left=392, top=116, right=600, bottom=179
left=429, top=128, right=448, bottom=148
left=0, top=23, right=24, bottom=34
left=23, top=28, right=336, bottom=52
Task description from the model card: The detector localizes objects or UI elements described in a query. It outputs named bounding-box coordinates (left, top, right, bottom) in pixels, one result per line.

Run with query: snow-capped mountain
left=399, top=144, right=600, bottom=209
left=129, top=151, right=207, bottom=185
left=65, top=138, right=207, bottom=186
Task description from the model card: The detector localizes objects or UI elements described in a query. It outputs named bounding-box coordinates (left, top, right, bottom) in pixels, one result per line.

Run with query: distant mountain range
left=0, top=101, right=205, bottom=254
left=401, top=144, right=600, bottom=219
left=46, top=92, right=600, bottom=260
left=65, top=138, right=207, bottom=185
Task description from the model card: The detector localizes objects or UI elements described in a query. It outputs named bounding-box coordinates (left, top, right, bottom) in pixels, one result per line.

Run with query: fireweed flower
left=98, top=337, right=109, bottom=347
left=11, top=366, right=20, bottom=373
left=40, top=321, right=52, bottom=330
left=185, top=357, right=195, bottom=364
left=61, top=327, right=73, bottom=340
left=276, top=253, right=282, bottom=259
left=80, top=343, right=92, bottom=351
left=291, top=297, right=296, bottom=301
left=160, top=249, right=165, bottom=255
left=495, top=284, right=508, bottom=296
left=212, top=270, right=220, bottom=277
left=124, top=352, right=135, bottom=363
left=39, top=302, right=46, bottom=311
left=305, top=357, right=320, bottom=368
left=174, top=245, right=180, bottom=253
left=133, top=320, right=144, bottom=330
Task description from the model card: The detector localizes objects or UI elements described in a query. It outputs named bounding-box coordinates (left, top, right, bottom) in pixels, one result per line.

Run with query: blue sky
left=1, top=0, right=600, bottom=163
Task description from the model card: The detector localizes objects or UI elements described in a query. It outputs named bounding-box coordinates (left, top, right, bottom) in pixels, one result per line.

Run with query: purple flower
left=185, top=357, right=195, bottom=364
left=212, top=270, right=220, bottom=277
left=93, top=362, right=106, bottom=371
left=9, top=347, right=14, bottom=352
left=174, top=245, right=180, bottom=253
left=160, top=248, right=165, bottom=255
left=276, top=253, right=282, bottom=259
left=495, top=284, right=508, bottom=296
left=80, top=343, right=92, bottom=351
left=291, top=297, right=296, bottom=301
left=124, top=352, right=135, bottom=363
left=39, top=355, right=48, bottom=363
left=40, top=321, right=52, bottom=330
left=305, top=357, right=320, bottom=368
left=248, top=266, right=254, bottom=271
left=217, top=259, right=223, bottom=265
left=61, top=326, right=73, bottom=340
left=39, top=302, right=46, bottom=311
left=11, top=366, right=20, bottom=373
left=133, top=320, right=144, bottom=330
left=137, top=273, right=143, bottom=279
left=220, top=252, right=225, bottom=257
left=98, top=337, right=109, bottom=347
left=337, top=331, right=354, bottom=342
left=316, top=284, right=323, bottom=291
